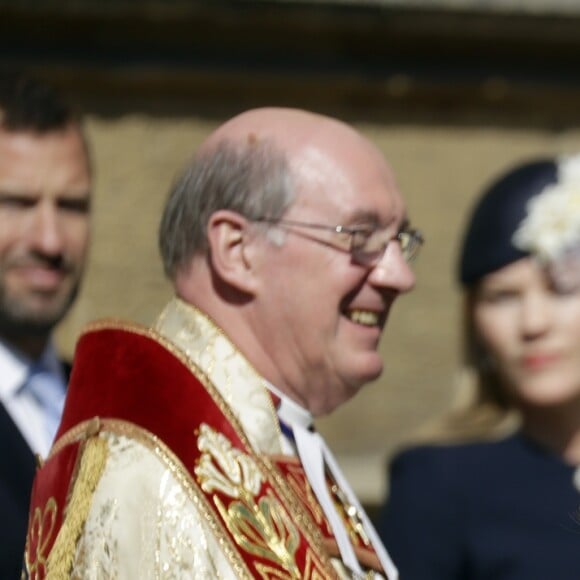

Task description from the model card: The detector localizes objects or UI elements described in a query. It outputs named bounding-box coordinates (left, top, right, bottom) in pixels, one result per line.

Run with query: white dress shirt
left=0, top=339, right=66, bottom=457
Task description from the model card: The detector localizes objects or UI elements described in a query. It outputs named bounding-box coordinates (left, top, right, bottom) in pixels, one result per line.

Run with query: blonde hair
left=407, top=291, right=521, bottom=448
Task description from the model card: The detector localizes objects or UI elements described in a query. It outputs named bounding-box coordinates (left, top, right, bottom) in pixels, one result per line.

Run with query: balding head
left=159, top=107, right=395, bottom=279
left=201, top=107, right=371, bottom=158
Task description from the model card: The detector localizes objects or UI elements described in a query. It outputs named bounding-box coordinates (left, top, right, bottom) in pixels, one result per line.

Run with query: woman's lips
left=521, top=352, right=561, bottom=371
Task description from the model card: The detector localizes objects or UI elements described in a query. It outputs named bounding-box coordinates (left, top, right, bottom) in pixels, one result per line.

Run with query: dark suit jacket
left=378, top=433, right=580, bottom=580
left=0, top=404, right=36, bottom=580
left=0, top=360, right=70, bottom=580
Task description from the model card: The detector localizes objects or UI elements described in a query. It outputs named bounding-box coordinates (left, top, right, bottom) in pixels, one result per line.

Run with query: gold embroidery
left=158, top=298, right=285, bottom=454
left=62, top=318, right=337, bottom=577
left=47, top=434, right=108, bottom=578
left=153, top=301, right=336, bottom=572
left=52, top=419, right=256, bottom=578
left=74, top=313, right=330, bottom=561
left=284, top=460, right=371, bottom=548
left=255, top=550, right=327, bottom=580
left=285, top=463, right=328, bottom=530
left=330, top=484, right=371, bottom=547
left=196, top=424, right=263, bottom=497
left=258, top=456, right=334, bottom=566
left=196, top=424, right=301, bottom=578
left=26, top=497, right=58, bottom=579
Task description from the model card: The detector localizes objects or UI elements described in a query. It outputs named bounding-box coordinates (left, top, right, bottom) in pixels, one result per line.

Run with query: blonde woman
left=378, top=157, right=580, bottom=579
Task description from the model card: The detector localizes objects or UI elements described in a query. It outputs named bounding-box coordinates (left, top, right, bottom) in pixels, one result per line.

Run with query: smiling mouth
left=13, top=265, right=68, bottom=290
left=346, top=309, right=381, bottom=327
left=521, top=353, right=560, bottom=371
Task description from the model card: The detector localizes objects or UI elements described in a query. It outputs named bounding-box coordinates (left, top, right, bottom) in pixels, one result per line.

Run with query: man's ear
left=206, top=210, right=259, bottom=294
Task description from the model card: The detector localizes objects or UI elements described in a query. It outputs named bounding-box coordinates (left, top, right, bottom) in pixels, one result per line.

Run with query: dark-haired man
left=0, top=74, right=91, bottom=578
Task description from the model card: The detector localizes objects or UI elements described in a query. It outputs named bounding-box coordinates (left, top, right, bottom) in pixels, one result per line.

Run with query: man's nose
left=30, top=201, right=64, bottom=256
left=367, top=241, right=416, bottom=293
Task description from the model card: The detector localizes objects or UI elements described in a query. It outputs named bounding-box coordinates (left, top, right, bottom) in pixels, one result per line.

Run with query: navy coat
left=378, top=434, right=580, bottom=580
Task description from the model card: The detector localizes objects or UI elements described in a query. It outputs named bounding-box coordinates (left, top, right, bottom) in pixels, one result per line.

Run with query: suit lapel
left=0, top=402, right=36, bottom=509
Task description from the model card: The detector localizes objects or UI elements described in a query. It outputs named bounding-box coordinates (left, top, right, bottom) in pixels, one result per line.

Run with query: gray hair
left=159, top=139, right=294, bottom=278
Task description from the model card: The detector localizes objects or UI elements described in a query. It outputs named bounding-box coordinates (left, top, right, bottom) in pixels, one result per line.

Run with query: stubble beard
left=0, top=273, right=81, bottom=339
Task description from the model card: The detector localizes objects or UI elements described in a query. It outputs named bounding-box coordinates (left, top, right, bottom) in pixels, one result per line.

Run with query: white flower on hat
left=512, top=155, right=580, bottom=263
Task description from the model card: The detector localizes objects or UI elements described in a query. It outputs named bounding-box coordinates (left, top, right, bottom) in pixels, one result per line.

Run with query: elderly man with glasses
left=23, top=108, right=422, bottom=579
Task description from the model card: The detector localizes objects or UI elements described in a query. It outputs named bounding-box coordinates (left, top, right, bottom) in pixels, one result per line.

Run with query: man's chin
left=342, top=359, right=384, bottom=396
left=356, top=351, right=384, bottom=380
left=0, top=313, right=63, bottom=338
left=0, top=290, right=78, bottom=338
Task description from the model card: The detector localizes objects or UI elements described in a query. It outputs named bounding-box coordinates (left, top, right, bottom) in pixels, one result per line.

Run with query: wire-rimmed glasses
left=253, top=217, right=424, bottom=266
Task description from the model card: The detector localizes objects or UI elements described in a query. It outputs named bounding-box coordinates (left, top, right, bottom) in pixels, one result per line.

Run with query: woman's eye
left=478, top=290, right=518, bottom=304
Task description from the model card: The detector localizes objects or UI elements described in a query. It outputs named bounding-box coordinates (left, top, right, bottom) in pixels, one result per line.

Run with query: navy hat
left=458, top=159, right=558, bottom=286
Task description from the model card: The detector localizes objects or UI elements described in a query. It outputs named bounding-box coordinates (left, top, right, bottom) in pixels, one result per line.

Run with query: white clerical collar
left=264, top=380, right=398, bottom=579
left=264, top=381, right=313, bottom=431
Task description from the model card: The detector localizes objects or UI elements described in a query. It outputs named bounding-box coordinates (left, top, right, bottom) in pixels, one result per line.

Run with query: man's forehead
left=288, top=188, right=406, bottom=229
left=1, top=121, right=85, bottom=150
left=287, top=145, right=405, bottom=221
left=0, top=127, right=91, bottom=195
